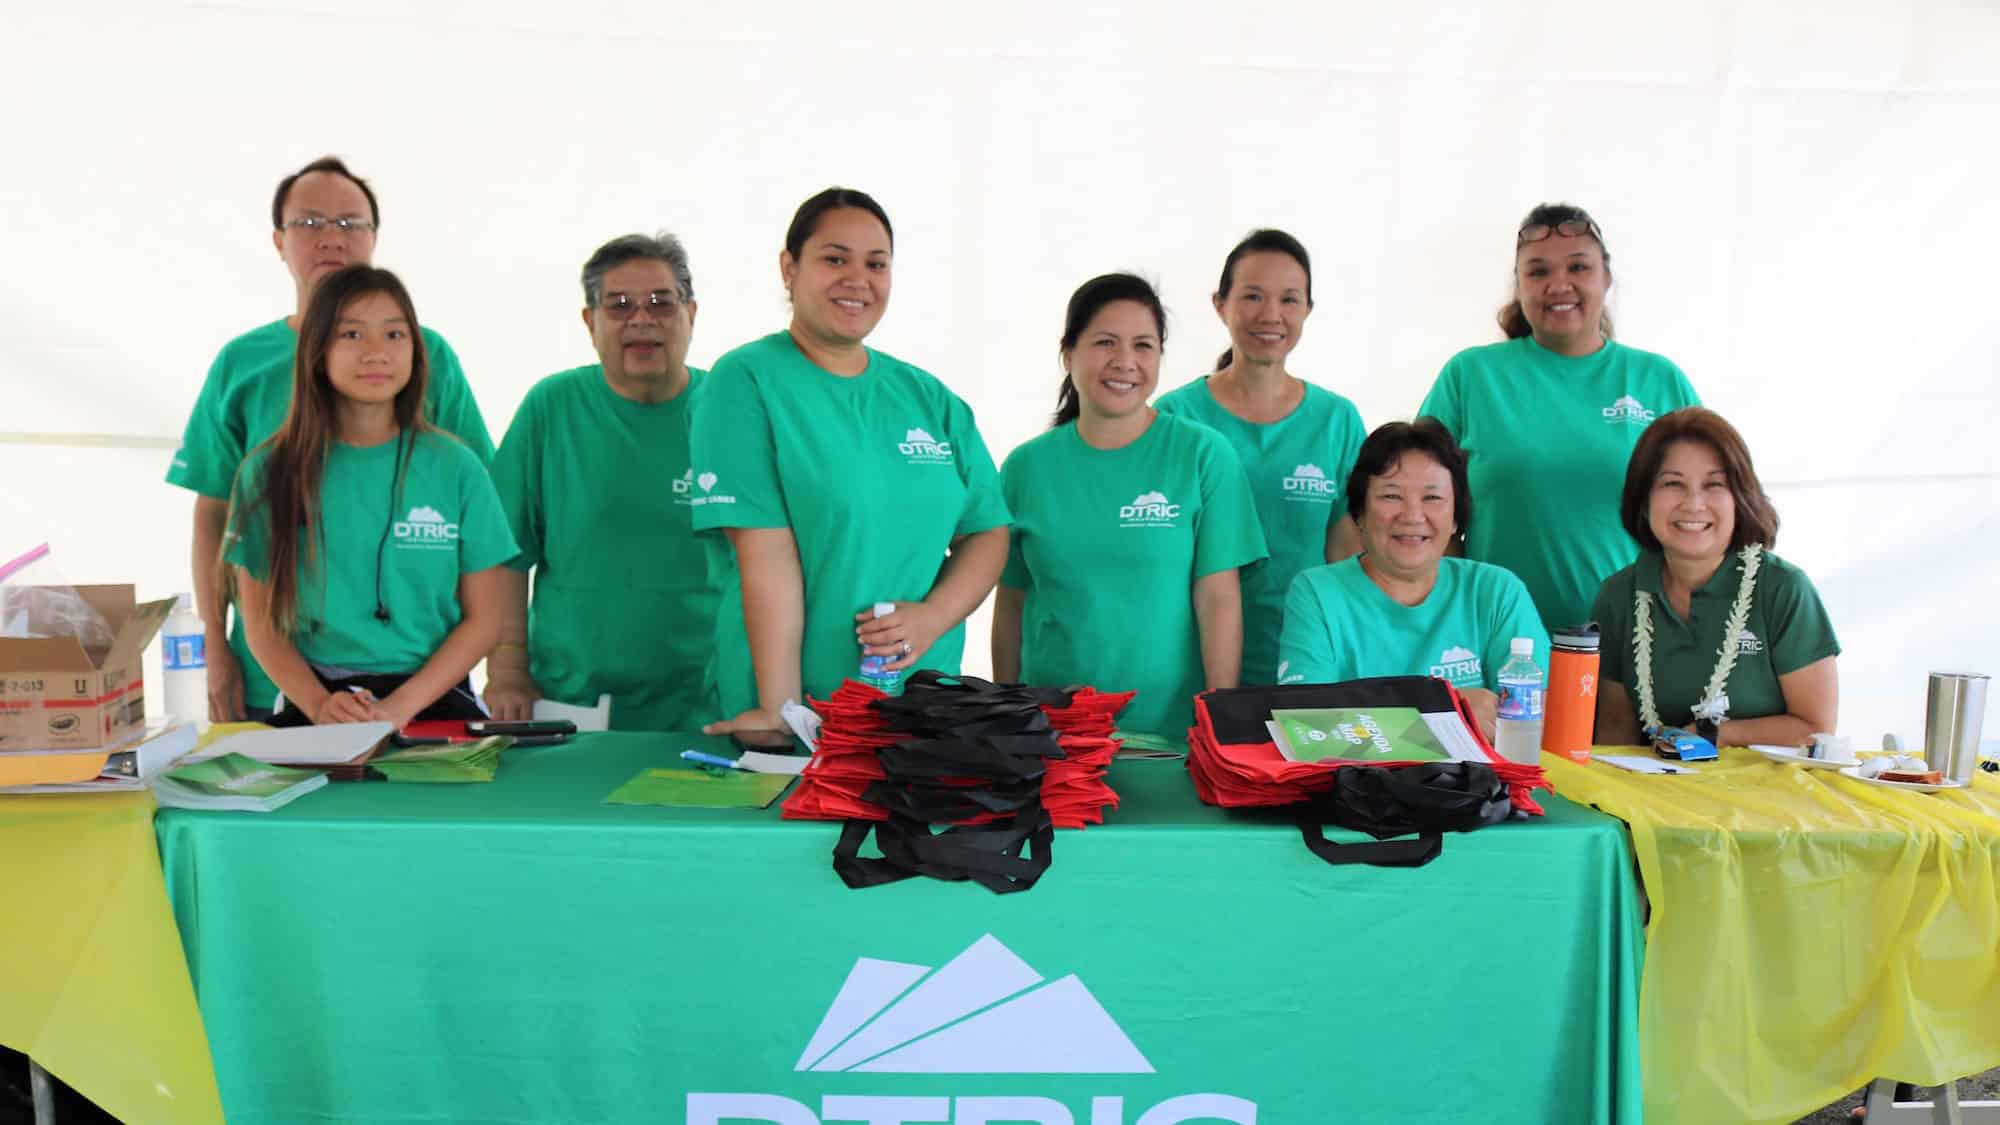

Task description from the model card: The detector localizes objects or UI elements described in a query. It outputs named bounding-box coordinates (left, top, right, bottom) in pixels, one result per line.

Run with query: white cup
left=1811, top=733, right=1854, bottom=763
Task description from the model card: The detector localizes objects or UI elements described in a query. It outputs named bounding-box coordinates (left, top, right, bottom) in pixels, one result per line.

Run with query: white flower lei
left=1632, top=544, right=1763, bottom=733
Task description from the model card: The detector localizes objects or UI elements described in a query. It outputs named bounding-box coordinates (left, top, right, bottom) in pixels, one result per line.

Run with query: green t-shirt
left=999, top=413, right=1270, bottom=738
left=1593, top=549, right=1840, bottom=728
left=169, top=318, right=496, bottom=709
left=1277, top=556, right=1548, bottom=691
left=688, top=332, right=1010, bottom=717
left=490, top=365, right=720, bottom=731
left=1418, top=337, right=1700, bottom=630
left=224, top=430, right=518, bottom=676
left=1155, top=376, right=1367, bottom=686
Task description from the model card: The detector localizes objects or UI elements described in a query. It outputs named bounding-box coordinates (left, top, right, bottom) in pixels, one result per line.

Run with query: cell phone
left=730, top=728, right=797, bottom=752
left=391, top=733, right=454, bottom=748
left=465, top=719, right=577, bottom=737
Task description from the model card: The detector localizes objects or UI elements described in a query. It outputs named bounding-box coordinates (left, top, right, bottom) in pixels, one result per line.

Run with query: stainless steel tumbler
left=1924, top=671, right=1990, bottom=785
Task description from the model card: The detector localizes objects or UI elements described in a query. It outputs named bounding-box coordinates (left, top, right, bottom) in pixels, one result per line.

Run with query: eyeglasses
left=1517, top=217, right=1602, bottom=246
left=599, top=291, right=686, bottom=320
left=281, top=215, right=377, bottom=236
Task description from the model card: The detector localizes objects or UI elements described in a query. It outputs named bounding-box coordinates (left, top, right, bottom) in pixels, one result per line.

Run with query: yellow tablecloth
left=0, top=790, right=224, bottom=1125
left=1545, top=747, right=2000, bottom=1125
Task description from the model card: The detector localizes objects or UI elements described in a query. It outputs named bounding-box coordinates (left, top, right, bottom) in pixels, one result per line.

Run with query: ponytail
left=1214, top=348, right=1233, bottom=372
left=1052, top=375, right=1081, bottom=428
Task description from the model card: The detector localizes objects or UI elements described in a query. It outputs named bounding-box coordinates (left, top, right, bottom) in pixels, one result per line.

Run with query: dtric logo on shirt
left=1736, top=629, right=1764, bottom=654
left=672, top=468, right=694, bottom=506
left=691, top=470, right=736, bottom=507
left=394, top=505, right=459, bottom=550
left=1430, top=645, right=1482, bottom=682
left=1282, top=462, right=1337, bottom=502
left=898, top=427, right=954, bottom=464
left=1602, top=395, right=1656, bottom=424
left=1119, top=490, right=1182, bottom=527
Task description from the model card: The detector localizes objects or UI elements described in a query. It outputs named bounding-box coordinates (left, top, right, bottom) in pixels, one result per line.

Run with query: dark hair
left=1052, top=273, right=1167, bottom=428
left=783, top=187, right=894, bottom=261
left=271, top=156, right=380, bottom=230
left=1213, top=228, right=1313, bottom=371
left=580, top=232, right=694, bottom=305
left=1344, top=418, right=1473, bottom=547
left=1498, top=202, right=1614, bottom=341
left=242, top=266, right=432, bottom=631
left=1620, top=407, right=1779, bottom=554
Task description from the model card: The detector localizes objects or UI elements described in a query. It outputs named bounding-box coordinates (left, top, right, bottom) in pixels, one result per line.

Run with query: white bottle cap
left=1510, top=637, right=1535, bottom=657
left=872, top=601, right=896, bottom=618
left=174, top=591, right=196, bottom=611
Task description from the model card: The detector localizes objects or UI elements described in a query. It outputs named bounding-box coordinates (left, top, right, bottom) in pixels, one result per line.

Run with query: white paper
left=1596, top=754, right=1697, bottom=775
left=183, top=722, right=392, bottom=765
left=780, top=699, right=821, bottom=754
left=735, top=750, right=810, bottom=776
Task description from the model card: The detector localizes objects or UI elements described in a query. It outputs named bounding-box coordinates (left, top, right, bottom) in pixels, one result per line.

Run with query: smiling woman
left=1592, top=408, right=1841, bottom=749
left=689, top=187, right=1012, bottom=737
left=992, top=272, right=1269, bottom=738
left=1418, top=203, right=1702, bottom=631
left=1275, top=419, right=1545, bottom=742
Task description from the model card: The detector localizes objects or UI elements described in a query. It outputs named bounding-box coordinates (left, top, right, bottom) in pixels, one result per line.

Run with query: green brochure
left=606, top=767, right=794, bottom=810
left=371, top=736, right=509, bottom=783
left=1270, top=707, right=1450, bottom=763
left=153, top=753, right=328, bottom=811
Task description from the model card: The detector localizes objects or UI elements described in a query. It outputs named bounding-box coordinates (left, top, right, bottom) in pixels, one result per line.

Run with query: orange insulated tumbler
left=1542, top=624, right=1601, bottom=763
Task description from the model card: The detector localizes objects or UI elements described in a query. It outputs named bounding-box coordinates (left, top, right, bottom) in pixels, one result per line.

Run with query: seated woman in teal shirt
left=1592, top=408, right=1840, bottom=748
left=225, top=267, right=517, bottom=728
left=1278, top=418, right=1546, bottom=742
left=993, top=272, right=1268, bottom=738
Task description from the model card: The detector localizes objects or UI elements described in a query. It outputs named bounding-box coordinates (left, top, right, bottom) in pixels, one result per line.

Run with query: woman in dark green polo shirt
left=1593, top=408, right=1840, bottom=748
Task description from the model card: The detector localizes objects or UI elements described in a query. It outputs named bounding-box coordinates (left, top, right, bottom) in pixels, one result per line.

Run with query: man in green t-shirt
left=483, top=234, right=721, bottom=731
left=165, top=156, right=494, bottom=719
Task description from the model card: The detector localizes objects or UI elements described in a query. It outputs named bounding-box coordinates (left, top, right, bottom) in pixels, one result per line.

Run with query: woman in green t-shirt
left=993, top=273, right=1269, bottom=738
left=691, top=188, right=1011, bottom=740
left=1155, top=229, right=1369, bottom=686
left=1592, top=408, right=1840, bottom=748
left=1419, top=203, right=1701, bottom=630
left=225, top=266, right=518, bottom=728
left=1277, top=419, right=1546, bottom=742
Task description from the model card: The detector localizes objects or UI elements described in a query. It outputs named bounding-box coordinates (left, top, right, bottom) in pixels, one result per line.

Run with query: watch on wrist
left=1694, top=716, right=1721, bottom=745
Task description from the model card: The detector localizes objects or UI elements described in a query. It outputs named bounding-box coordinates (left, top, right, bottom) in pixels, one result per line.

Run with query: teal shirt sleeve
left=1481, top=569, right=1551, bottom=690
left=452, top=445, right=519, bottom=573
left=1762, top=559, right=1841, bottom=677
left=422, top=329, right=496, bottom=464
left=944, top=394, right=1010, bottom=537
left=167, top=347, right=249, bottom=499
left=997, top=453, right=1029, bottom=589
left=1192, top=432, right=1269, bottom=577
left=1277, top=571, right=1335, bottom=685
left=688, top=359, right=789, bottom=531
left=1417, top=357, right=1465, bottom=438
left=489, top=386, right=544, bottom=573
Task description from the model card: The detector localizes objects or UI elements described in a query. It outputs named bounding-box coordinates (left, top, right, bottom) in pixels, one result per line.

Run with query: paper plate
left=1749, top=744, right=1853, bottom=770
left=1837, top=765, right=1969, bottom=794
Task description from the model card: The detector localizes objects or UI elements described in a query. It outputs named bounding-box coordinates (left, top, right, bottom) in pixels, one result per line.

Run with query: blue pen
left=680, top=749, right=742, bottom=771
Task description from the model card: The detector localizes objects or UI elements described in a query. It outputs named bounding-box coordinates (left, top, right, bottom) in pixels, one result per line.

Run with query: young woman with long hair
left=225, top=266, right=517, bottom=727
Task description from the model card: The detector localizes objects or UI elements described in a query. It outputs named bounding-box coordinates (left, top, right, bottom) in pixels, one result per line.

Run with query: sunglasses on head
left=1517, top=217, right=1602, bottom=246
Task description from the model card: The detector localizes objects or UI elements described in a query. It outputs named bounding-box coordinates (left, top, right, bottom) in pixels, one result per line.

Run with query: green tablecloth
left=156, top=732, right=1644, bottom=1125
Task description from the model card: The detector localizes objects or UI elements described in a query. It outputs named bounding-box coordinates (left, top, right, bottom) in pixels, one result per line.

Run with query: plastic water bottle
left=1494, top=636, right=1545, bottom=764
left=859, top=601, right=900, bottom=692
left=160, top=592, right=207, bottom=725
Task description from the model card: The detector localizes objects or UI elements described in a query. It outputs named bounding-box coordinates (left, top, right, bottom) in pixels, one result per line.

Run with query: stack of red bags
left=1186, top=678, right=1549, bottom=817
left=781, top=680, right=1134, bottom=829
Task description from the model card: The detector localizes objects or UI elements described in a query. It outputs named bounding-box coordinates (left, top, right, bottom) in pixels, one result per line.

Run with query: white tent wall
left=4, top=1, right=1996, bottom=741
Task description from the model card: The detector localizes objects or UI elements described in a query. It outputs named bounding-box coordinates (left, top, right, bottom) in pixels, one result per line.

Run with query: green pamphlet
left=153, top=752, right=328, bottom=811
left=1270, top=707, right=1451, bottom=763
left=371, top=737, right=509, bottom=783
left=606, top=767, right=794, bottom=810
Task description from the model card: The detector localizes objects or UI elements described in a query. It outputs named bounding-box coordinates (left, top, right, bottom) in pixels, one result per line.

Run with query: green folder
left=605, top=767, right=794, bottom=810
left=1271, top=707, right=1451, bottom=763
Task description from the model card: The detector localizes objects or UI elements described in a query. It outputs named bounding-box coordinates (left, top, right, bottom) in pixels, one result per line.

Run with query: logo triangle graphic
left=797, top=935, right=1154, bottom=1075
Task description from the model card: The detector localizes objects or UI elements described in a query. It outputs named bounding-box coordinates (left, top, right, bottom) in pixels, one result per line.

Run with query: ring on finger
left=900, top=641, right=912, bottom=656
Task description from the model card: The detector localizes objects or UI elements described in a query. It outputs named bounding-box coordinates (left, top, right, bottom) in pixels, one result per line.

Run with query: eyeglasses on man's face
left=599, top=290, right=686, bottom=320
left=282, top=215, right=377, bottom=236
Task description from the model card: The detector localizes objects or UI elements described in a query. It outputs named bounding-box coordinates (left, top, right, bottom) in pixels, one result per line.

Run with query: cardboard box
left=0, top=585, right=174, bottom=751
